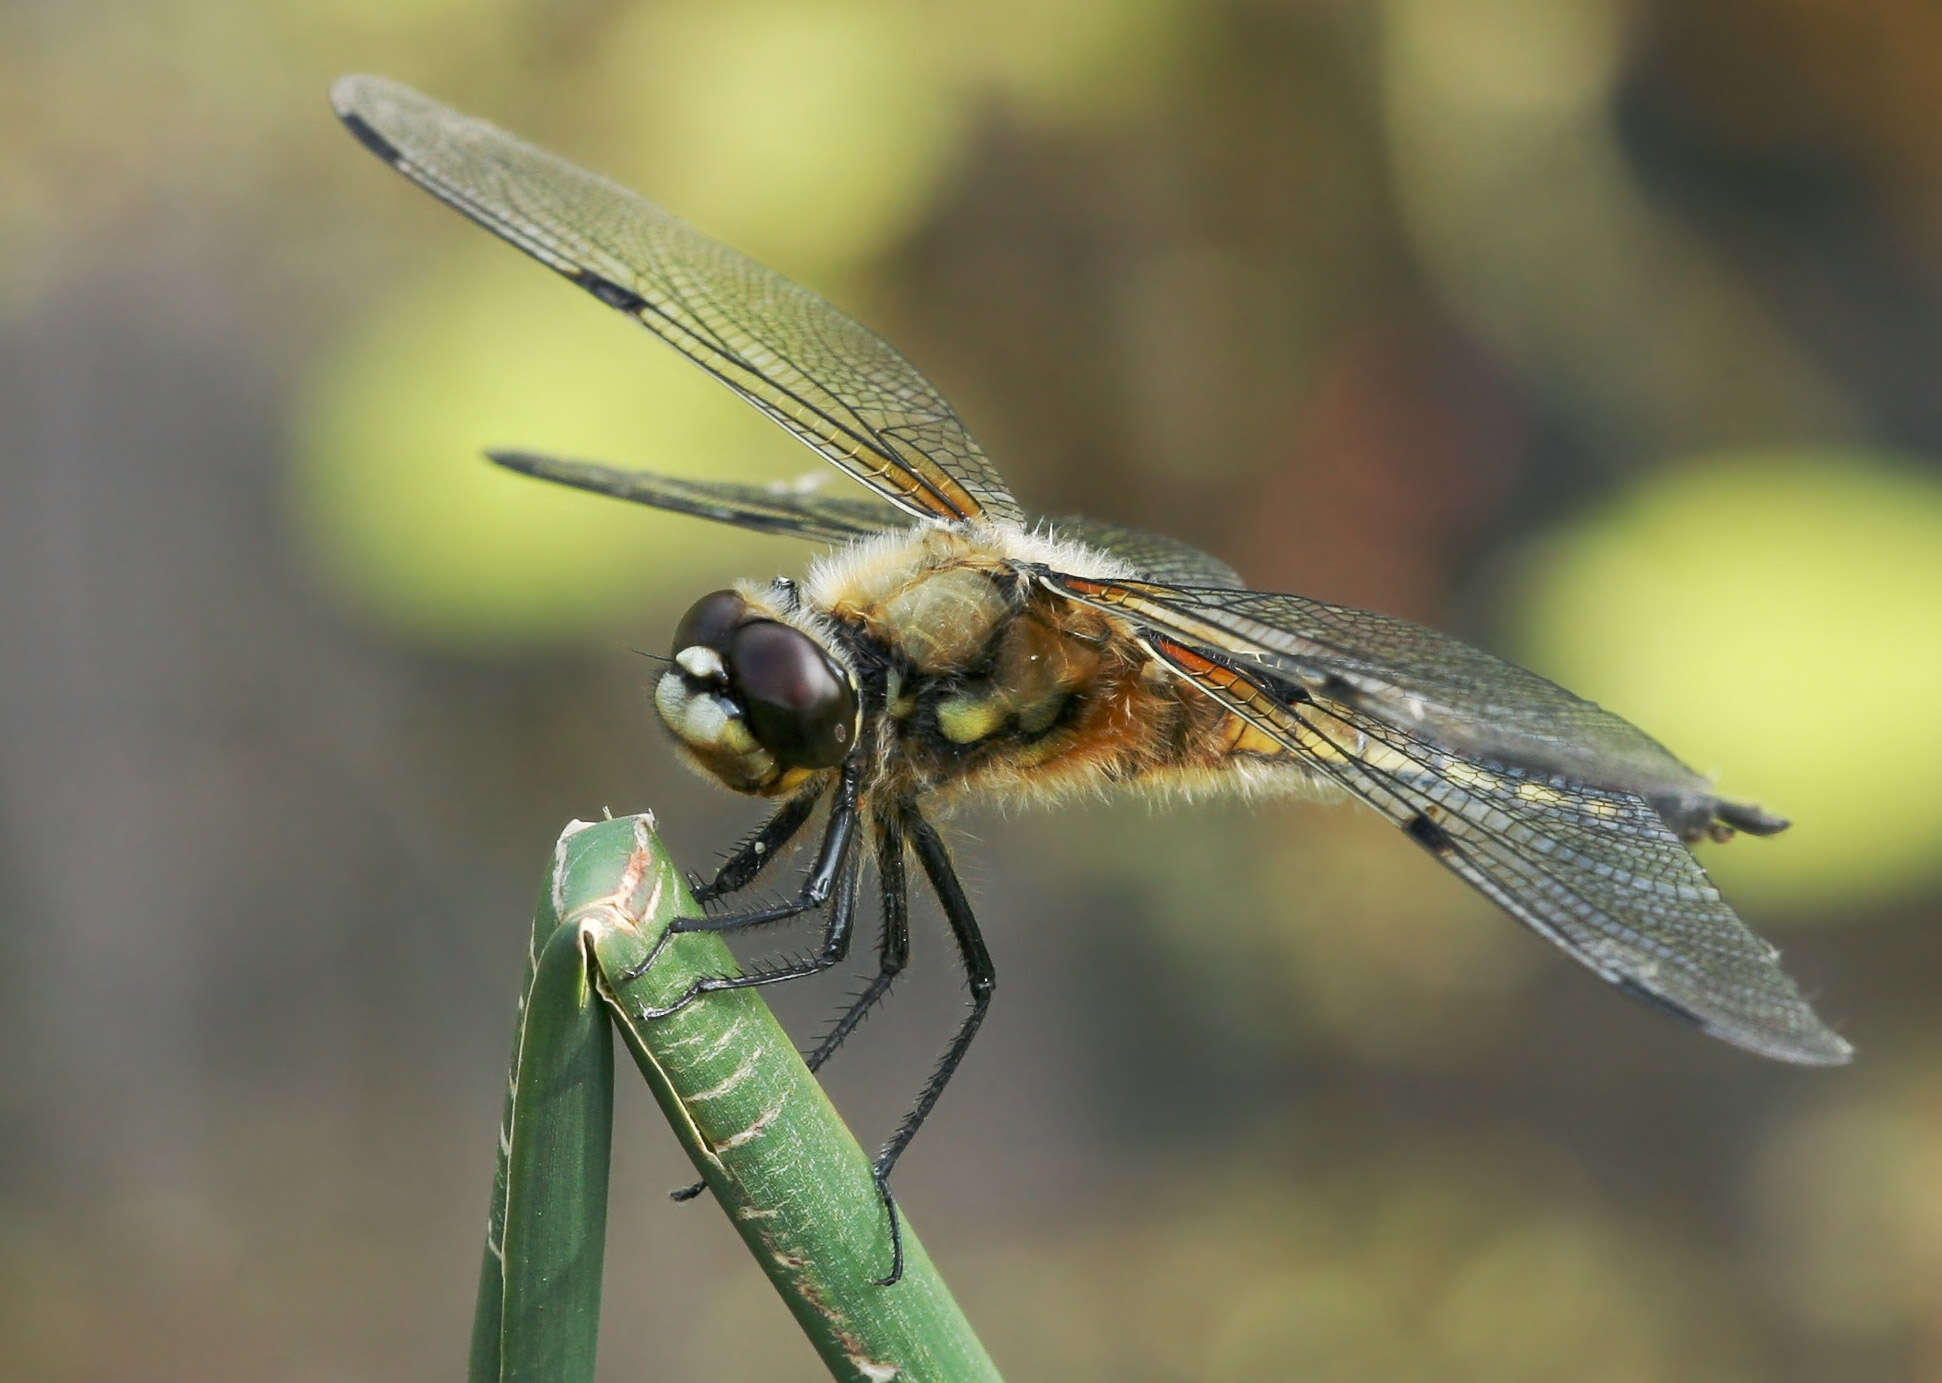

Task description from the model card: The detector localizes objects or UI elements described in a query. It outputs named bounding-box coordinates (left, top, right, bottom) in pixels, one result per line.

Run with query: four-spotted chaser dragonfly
left=333, top=76, right=1849, bottom=1284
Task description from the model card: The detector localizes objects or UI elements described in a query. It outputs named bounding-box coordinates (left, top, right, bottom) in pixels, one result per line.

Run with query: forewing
left=488, top=452, right=1254, bottom=578
left=1050, top=577, right=1740, bottom=827
left=333, top=76, right=1020, bottom=526
left=1139, top=633, right=1849, bottom=1065
left=1048, top=516, right=1245, bottom=589
left=489, top=450, right=902, bottom=543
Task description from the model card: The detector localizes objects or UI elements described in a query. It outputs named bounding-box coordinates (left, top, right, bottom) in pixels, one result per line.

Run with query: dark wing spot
left=574, top=270, right=648, bottom=314
left=1404, top=812, right=1454, bottom=855
left=337, top=111, right=404, bottom=165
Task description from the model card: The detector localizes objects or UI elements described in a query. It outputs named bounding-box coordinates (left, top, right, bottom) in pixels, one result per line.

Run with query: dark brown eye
left=672, top=589, right=748, bottom=656
left=728, top=620, right=858, bottom=769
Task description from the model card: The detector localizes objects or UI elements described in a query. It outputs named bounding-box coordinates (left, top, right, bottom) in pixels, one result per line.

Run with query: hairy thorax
left=809, top=526, right=1302, bottom=807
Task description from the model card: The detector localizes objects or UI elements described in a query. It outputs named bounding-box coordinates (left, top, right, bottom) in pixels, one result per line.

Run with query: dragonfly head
left=655, top=587, right=860, bottom=796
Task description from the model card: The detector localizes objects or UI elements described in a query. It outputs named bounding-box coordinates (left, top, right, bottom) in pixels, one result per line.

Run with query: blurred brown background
left=5, top=2, right=1940, bottom=1379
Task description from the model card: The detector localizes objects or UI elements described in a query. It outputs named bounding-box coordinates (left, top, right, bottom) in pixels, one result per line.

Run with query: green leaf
left=475, top=814, right=1002, bottom=1381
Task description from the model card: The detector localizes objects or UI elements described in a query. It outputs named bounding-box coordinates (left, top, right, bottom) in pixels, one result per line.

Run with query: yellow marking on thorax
left=937, top=694, right=1008, bottom=745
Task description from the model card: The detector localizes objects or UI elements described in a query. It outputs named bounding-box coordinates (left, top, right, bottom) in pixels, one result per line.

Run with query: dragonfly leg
left=671, top=809, right=912, bottom=1206
left=692, top=780, right=826, bottom=903
left=863, top=804, right=995, bottom=1286
left=803, top=814, right=913, bottom=1075
left=621, top=766, right=859, bottom=1002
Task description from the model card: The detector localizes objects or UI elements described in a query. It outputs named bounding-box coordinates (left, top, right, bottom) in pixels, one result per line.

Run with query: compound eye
left=728, top=620, right=858, bottom=769
left=672, top=589, right=749, bottom=656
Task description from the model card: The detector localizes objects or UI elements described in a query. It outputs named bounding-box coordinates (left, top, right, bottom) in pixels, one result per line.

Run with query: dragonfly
left=332, top=75, right=1850, bottom=1285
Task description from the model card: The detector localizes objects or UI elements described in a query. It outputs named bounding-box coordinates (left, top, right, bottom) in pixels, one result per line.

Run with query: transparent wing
left=1136, top=631, right=1848, bottom=1064
left=489, top=454, right=1253, bottom=587
left=489, top=450, right=902, bottom=543
left=333, top=75, right=1021, bottom=526
left=1047, top=576, right=1781, bottom=837
left=1043, top=574, right=1843, bottom=1064
left=1048, top=516, right=1245, bottom=589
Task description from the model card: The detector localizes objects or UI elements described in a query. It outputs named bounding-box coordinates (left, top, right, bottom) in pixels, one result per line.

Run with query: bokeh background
left=5, top=1, right=1941, bottom=1378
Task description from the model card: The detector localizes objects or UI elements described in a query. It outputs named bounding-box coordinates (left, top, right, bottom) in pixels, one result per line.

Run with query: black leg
left=803, top=815, right=912, bottom=1075
left=618, top=765, right=860, bottom=991
left=665, top=823, right=868, bottom=1205
left=694, top=781, right=826, bottom=903
left=653, top=786, right=997, bottom=1292
left=638, top=820, right=863, bottom=1020
left=865, top=804, right=996, bottom=1286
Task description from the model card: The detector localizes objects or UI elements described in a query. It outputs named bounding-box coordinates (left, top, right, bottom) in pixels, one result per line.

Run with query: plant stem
left=474, top=813, right=1002, bottom=1382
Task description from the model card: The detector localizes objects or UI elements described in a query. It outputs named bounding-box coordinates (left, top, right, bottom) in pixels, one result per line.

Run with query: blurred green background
left=4, top=1, right=1940, bottom=1379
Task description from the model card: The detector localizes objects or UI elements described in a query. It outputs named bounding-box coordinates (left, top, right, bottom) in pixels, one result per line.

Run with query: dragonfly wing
left=1048, top=577, right=1776, bottom=837
left=1046, top=574, right=1846, bottom=1064
left=333, top=76, right=1021, bottom=527
left=1047, top=515, right=1245, bottom=589
left=1155, top=634, right=1847, bottom=1064
left=489, top=450, right=903, bottom=544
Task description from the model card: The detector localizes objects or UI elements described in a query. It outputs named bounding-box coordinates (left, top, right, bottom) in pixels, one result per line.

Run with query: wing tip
left=1614, top=977, right=1854, bottom=1066
left=484, top=448, right=536, bottom=476
left=1765, top=1024, right=1856, bottom=1067
left=481, top=449, right=626, bottom=496
left=331, top=75, right=407, bottom=165
left=328, top=73, right=373, bottom=114
left=1716, top=799, right=1791, bottom=837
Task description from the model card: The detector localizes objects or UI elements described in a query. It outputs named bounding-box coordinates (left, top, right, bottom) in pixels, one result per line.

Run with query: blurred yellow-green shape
left=946, top=0, right=1197, bottom=131
left=291, top=251, right=819, bottom=643
left=579, top=0, right=1190, bottom=278
left=585, top=0, right=969, bottom=271
left=1509, top=452, right=1942, bottom=911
